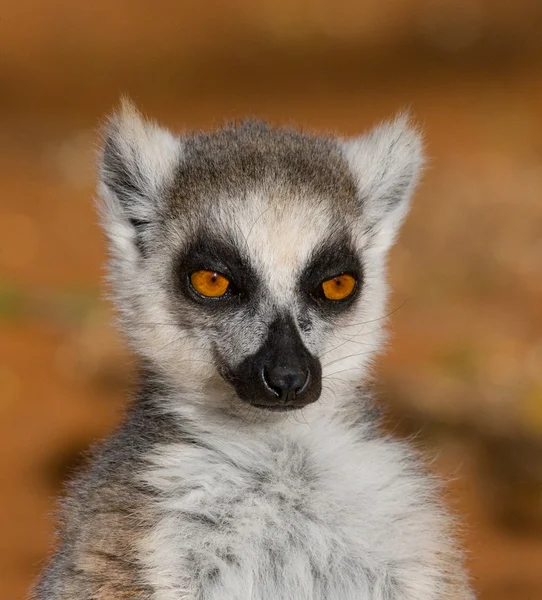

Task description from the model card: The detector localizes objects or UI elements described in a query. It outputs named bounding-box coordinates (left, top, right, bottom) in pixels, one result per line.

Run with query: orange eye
left=190, top=270, right=230, bottom=298
left=321, top=274, right=356, bottom=301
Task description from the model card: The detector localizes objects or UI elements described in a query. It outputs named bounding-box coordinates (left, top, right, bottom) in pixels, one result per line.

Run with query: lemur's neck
left=130, top=366, right=377, bottom=450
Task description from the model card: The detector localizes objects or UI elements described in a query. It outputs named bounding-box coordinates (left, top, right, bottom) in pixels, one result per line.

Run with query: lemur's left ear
left=340, top=115, right=424, bottom=252
left=98, top=99, right=181, bottom=259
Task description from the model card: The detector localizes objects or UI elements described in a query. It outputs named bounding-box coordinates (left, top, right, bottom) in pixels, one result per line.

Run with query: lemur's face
left=169, top=201, right=361, bottom=412
left=99, top=102, right=422, bottom=415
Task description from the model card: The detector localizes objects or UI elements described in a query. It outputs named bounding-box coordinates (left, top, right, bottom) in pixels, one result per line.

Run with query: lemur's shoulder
left=34, top=377, right=180, bottom=600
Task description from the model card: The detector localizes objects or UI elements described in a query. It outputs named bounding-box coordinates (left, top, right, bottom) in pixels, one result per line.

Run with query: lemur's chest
left=139, top=429, right=400, bottom=600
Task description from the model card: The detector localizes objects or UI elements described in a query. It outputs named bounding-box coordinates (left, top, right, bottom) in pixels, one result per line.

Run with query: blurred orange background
left=1, top=2, right=541, bottom=598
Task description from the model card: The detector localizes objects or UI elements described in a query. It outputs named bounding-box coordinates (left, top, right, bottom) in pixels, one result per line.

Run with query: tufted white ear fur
left=341, top=115, right=424, bottom=252
left=97, top=99, right=182, bottom=262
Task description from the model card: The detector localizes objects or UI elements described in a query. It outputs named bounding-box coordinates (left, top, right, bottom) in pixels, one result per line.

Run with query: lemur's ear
left=341, top=115, right=424, bottom=252
left=98, top=99, right=181, bottom=258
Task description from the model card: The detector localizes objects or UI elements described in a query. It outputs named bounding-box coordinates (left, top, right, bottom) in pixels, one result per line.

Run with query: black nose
left=262, top=366, right=310, bottom=404
left=222, top=315, right=322, bottom=411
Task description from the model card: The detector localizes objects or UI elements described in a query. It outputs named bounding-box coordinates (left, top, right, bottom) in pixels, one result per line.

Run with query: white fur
left=94, top=108, right=472, bottom=600
left=341, top=114, right=424, bottom=253
left=140, top=411, right=464, bottom=600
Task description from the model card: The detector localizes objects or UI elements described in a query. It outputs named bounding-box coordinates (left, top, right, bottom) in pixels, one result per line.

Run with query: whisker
left=318, top=322, right=368, bottom=359
left=321, top=383, right=339, bottom=403
left=324, top=367, right=363, bottom=379
left=326, top=373, right=356, bottom=384
left=328, top=336, right=376, bottom=347
left=340, top=301, right=407, bottom=329
left=322, top=349, right=374, bottom=370
left=318, top=317, right=391, bottom=360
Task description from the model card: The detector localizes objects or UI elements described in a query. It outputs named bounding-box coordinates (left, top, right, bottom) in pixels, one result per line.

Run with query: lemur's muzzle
left=224, top=316, right=322, bottom=411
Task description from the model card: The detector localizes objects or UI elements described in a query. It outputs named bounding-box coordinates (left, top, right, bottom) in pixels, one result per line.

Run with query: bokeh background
left=1, top=1, right=542, bottom=598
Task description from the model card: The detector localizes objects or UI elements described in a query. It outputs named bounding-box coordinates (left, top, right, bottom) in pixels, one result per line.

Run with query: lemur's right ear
left=340, top=115, right=424, bottom=253
left=98, top=99, right=181, bottom=258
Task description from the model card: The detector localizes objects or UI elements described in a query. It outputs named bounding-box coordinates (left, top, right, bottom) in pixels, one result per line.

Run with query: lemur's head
left=99, top=101, right=423, bottom=416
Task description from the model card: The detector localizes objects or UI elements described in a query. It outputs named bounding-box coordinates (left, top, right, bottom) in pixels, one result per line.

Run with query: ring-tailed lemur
left=35, top=101, right=474, bottom=600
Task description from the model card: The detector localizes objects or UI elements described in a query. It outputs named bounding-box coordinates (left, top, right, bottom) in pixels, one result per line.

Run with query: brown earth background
left=1, top=1, right=542, bottom=598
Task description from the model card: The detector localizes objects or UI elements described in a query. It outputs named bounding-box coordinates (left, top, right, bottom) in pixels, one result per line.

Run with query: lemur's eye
left=190, top=270, right=230, bottom=298
left=321, top=274, right=356, bottom=301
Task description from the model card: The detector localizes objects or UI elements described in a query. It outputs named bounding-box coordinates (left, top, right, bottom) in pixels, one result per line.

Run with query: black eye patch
left=173, top=233, right=260, bottom=307
left=299, top=236, right=362, bottom=314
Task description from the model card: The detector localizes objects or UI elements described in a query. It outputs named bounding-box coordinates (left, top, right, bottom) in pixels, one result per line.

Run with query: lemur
left=35, top=101, right=474, bottom=600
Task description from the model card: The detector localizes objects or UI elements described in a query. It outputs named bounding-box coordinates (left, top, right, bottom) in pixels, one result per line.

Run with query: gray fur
left=35, top=102, right=473, bottom=600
